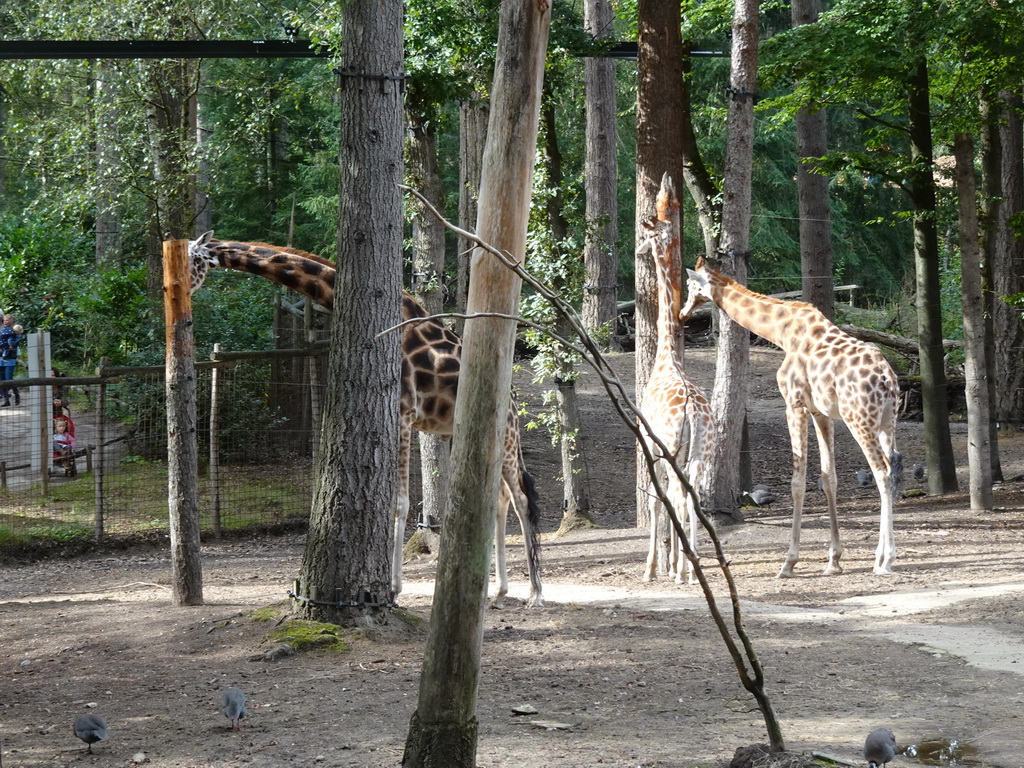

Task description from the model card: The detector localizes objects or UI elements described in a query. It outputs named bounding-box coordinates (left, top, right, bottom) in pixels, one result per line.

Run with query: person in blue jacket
left=0, top=315, right=22, bottom=407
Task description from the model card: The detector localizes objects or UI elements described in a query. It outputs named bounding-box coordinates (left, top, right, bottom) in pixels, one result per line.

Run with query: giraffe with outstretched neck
left=636, top=209, right=713, bottom=585
left=186, top=232, right=543, bottom=606
left=681, top=256, right=902, bottom=576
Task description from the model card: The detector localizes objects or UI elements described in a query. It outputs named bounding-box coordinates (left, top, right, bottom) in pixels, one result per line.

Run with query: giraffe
left=680, top=256, right=902, bottom=576
left=186, top=232, right=543, bottom=607
left=636, top=216, right=714, bottom=585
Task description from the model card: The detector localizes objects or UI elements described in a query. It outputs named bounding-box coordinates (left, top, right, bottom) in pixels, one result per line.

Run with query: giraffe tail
left=520, top=468, right=542, bottom=574
left=889, top=449, right=903, bottom=497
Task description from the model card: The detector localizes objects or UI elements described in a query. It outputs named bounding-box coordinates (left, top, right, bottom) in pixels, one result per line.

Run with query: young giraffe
left=637, top=214, right=714, bottom=585
left=186, top=232, right=543, bottom=607
left=681, top=256, right=902, bottom=576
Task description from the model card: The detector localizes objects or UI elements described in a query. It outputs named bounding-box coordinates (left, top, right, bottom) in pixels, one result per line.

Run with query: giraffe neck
left=708, top=270, right=824, bottom=352
left=206, top=240, right=336, bottom=310
left=653, top=248, right=683, bottom=363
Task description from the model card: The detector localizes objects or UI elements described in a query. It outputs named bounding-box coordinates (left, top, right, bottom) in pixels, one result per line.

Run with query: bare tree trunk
left=194, top=82, right=213, bottom=236
left=0, top=95, right=5, bottom=209
left=295, top=0, right=404, bottom=627
left=791, top=0, right=833, bottom=320
left=582, top=0, right=619, bottom=340
left=907, top=57, right=958, bottom=494
left=635, top=0, right=685, bottom=528
left=403, top=2, right=549, bottom=763
left=456, top=95, right=488, bottom=334
left=992, top=88, right=1024, bottom=431
left=407, top=116, right=451, bottom=538
left=163, top=239, right=203, bottom=606
left=680, top=41, right=720, bottom=259
left=94, top=66, right=122, bottom=266
left=979, top=97, right=1004, bottom=481
left=701, top=0, right=759, bottom=523
left=955, top=133, right=993, bottom=510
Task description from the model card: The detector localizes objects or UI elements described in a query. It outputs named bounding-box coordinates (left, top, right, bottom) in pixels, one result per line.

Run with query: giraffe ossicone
left=681, top=255, right=901, bottom=577
left=186, top=232, right=544, bottom=607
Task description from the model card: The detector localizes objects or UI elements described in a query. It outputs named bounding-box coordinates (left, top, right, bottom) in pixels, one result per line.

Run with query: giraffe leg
left=683, top=457, right=704, bottom=585
left=391, top=422, right=413, bottom=596
left=491, top=479, right=511, bottom=608
left=503, top=462, right=544, bottom=607
left=643, top=482, right=661, bottom=582
left=810, top=413, right=842, bottom=574
left=846, top=421, right=898, bottom=574
left=778, top=401, right=810, bottom=578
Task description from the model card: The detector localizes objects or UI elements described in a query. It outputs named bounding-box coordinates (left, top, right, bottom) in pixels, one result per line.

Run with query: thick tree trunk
left=403, top=2, right=549, bottom=764
left=907, top=57, right=957, bottom=494
left=701, top=0, right=759, bottom=523
left=456, top=95, right=488, bottom=334
left=295, top=0, right=403, bottom=626
left=407, top=116, right=451, bottom=540
left=582, top=0, right=619, bottom=340
left=955, top=133, right=993, bottom=510
left=992, top=88, right=1024, bottom=431
left=979, top=97, right=1004, bottom=481
left=791, top=0, right=833, bottom=320
left=163, top=239, right=203, bottom=606
left=635, top=0, right=685, bottom=528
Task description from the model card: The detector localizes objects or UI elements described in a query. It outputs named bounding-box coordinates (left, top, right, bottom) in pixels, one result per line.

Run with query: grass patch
left=266, top=618, right=352, bottom=653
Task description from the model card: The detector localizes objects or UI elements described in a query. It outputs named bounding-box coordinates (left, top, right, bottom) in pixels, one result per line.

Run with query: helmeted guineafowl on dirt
left=73, top=713, right=108, bottom=753
left=221, top=687, right=247, bottom=730
left=864, top=726, right=896, bottom=767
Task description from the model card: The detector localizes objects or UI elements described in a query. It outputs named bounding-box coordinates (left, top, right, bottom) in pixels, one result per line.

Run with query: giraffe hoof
left=873, top=563, right=894, bottom=575
left=527, top=596, right=545, bottom=608
left=776, top=564, right=797, bottom=579
left=823, top=562, right=844, bottom=576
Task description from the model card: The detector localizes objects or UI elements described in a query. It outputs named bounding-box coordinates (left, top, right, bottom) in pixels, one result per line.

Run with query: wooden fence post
left=163, top=238, right=204, bottom=606
left=94, top=360, right=107, bottom=540
left=209, top=342, right=222, bottom=538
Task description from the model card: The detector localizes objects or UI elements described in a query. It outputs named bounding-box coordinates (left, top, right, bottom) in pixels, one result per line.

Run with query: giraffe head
left=636, top=217, right=670, bottom=256
left=187, top=230, right=217, bottom=294
left=680, top=255, right=716, bottom=320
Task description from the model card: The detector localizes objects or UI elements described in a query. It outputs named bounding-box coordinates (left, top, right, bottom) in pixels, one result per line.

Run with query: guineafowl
left=221, top=687, right=247, bottom=730
left=864, top=726, right=896, bottom=767
left=740, top=489, right=777, bottom=507
left=73, top=713, right=108, bottom=753
left=912, top=463, right=926, bottom=482
left=855, top=469, right=872, bottom=487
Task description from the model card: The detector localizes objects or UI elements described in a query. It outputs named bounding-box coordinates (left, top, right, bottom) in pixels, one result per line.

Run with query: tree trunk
left=295, top=0, right=404, bottom=627
left=94, top=66, right=122, bottom=267
left=0, top=95, right=5, bottom=209
left=791, top=0, right=833, bottom=320
left=992, top=88, right=1024, bottom=431
left=955, top=133, right=993, bottom=510
left=456, top=95, right=488, bottom=334
left=680, top=41, right=720, bottom=259
left=979, top=97, right=1004, bottom=481
left=163, top=238, right=203, bottom=606
left=701, top=0, right=759, bottom=523
left=407, top=115, right=451, bottom=541
left=194, top=83, right=213, bottom=235
left=582, top=0, right=619, bottom=341
left=403, top=2, right=549, bottom=764
left=635, top=0, right=685, bottom=528
left=907, top=57, right=958, bottom=494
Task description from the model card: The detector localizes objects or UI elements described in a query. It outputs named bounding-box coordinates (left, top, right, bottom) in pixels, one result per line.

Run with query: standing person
left=0, top=315, right=21, bottom=407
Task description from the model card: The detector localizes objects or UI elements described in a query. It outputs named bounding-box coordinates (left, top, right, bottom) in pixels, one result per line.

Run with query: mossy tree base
left=402, top=710, right=478, bottom=768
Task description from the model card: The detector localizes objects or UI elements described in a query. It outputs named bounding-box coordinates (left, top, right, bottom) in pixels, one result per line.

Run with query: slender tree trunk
left=791, top=0, right=833, bottom=320
left=955, top=133, right=993, bottom=510
left=992, top=88, right=1024, bottom=431
left=701, top=0, right=759, bottom=523
left=456, top=95, right=488, bottom=334
left=407, top=116, right=451, bottom=538
left=979, top=97, right=1004, bottom=481
left=907, top=57, right=957, bottom=494
left=680, top=41, right=720, bottom=259
left=0, top=95, right=5, bottom=209
left=403, top=2, right=549, bottom=763
left=635, top=0, right=685, bottom=528
left=194, top=81, right=213, bottom=235
left=95, top=65, right=122, bottom=266
left=295, top=0, right=404, bottom=626
left=582, top=0, right=619, bottom=341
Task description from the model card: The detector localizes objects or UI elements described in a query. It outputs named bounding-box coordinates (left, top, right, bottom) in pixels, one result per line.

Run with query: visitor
left=0, top=315, right=21, bottom=407
left=53, top=417, right=75, bottom=457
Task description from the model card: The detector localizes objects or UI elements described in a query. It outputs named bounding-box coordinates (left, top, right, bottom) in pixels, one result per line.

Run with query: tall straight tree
left=295, top=0, right=404, bottom=626
left=635, top=0, right=685, bottom=528
left=700, top=0, right=759, bottom=521
left=791, top=0, right=833, bottom=320
left=582, top=0, right=619, bottom=339
left=403, top=0, right=550, bottom=763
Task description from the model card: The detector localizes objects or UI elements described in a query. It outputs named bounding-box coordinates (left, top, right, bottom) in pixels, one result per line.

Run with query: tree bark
left=582, top=0, right=619, bottom=340
left=979, top=96, right=1004, bottom=481
left=635, top=0, right=685, bottom=528
left=791, top=0, right=833, bottom=320
left=403, top=1, right=549, bottom=763
left=907, top=56, right=958, bottom=494
left=701, top=0, right=759, bottom=523
left=194, top=83, right=213, bottom=236
left=295, top=0, right=404, bottom=626
left=456, top=95, right=488, bottom=335
left=94, top=66, right=122, bottom=267
left=680, top=41, right=720, bottom=259
left=163, top=239, right=203, bottom=606
left=955, top=133, right=993, bottom=510
left=407, top=115, right=452, bottom=540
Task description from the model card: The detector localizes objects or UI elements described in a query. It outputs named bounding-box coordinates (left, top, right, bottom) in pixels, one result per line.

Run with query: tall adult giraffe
left=186, top=232, right=543, bottom=606
left=636, top=216, right=714, bottom=584
left=681, top=256, right=902, bottom=576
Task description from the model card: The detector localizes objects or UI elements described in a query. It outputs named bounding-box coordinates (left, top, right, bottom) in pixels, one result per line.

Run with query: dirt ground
left=1, top=343, right=1023, bottom=768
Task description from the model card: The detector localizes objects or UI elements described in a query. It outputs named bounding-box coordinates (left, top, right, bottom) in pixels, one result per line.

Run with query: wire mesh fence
left=0, top=349, right=324, bottom=550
